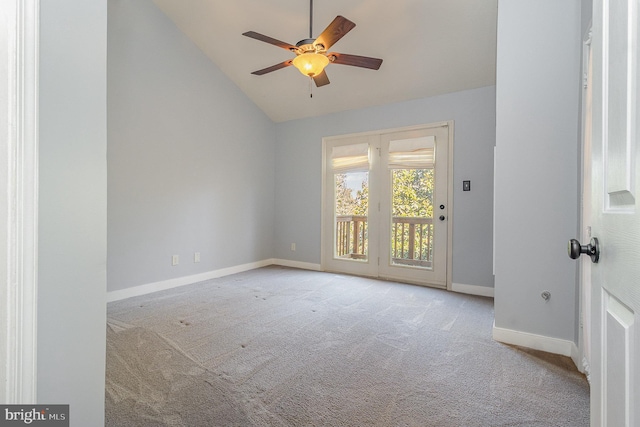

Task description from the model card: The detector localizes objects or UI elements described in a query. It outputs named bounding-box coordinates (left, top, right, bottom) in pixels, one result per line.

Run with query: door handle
left=568, top=237, right=599, bottom=263
left=439, top=215, right=446, bottom=221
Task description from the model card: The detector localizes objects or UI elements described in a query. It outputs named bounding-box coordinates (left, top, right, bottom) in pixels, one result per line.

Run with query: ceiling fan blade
left=251, top=60, right=293, bottom=76
left=313, top=16, right=356, bottom=51
left=242, top=31, right=296, bottom=51
left=313, top=70, right=330, bottom=87
left=328, top=53, right=383, bottom=70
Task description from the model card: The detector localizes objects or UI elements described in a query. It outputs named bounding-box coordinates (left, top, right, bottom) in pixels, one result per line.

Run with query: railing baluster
left=418, top=223, right=423, bottom=260
left=408, top=223, right=415, bottom=260
left=353, top=220, right=359, bottom=256
left=338, top=222, right=341, bottom=255
left=393, top=223, right=397, bottom=258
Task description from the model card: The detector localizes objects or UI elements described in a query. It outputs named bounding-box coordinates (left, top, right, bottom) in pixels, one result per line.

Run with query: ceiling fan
left=242, top=0, right=383, bottom=88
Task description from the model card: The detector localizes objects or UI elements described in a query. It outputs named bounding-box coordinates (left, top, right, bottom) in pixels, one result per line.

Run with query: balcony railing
left=391, top=216, right=433, bottom=268
left=335, top=215, right=433, bottom=268
left=336, top=215, right=368, bottom=260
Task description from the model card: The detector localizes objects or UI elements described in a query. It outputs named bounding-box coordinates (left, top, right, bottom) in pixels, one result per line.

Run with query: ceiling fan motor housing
left=294, top=39, right=325, bottom=54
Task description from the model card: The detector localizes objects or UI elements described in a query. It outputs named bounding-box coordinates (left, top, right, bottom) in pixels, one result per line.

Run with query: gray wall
left=39, top=0, right=107, bottom=425
left=494, top=0, right=581, bottom=341
left=108, top=0, right=277, bottom=292
left=274, top=86, right=496, bottom=288
left=582, top=0, right=593, bottom=36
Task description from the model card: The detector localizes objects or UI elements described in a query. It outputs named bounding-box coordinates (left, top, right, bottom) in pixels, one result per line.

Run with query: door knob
left=568, top=237, right=599, bottom=263
left=439, top=215, right=445, bottom=221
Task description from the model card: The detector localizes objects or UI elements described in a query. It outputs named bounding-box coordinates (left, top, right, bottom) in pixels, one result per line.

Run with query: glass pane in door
left=334, top=171, right=368, bottom=261
left=390, top=168, right=434, bottom=269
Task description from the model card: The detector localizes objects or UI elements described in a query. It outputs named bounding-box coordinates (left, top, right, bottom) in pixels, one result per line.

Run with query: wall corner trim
left=452, top=282, right=494, bottom=298
left=492, top=322, right=578, bottom=360
left=1, top=0, right=40, bottom=404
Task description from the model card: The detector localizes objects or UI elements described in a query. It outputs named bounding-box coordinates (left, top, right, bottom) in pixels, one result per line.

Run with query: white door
left=378, top=126, right=450, bottom=287
left=322, top=134, right=380, bottom=278
left=322, top=123, right=451, bottom=288
left=588, top=0, right=640, bottom=425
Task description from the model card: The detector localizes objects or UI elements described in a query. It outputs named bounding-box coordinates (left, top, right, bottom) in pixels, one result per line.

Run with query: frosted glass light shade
left=292, top=53, right=330, bottom=77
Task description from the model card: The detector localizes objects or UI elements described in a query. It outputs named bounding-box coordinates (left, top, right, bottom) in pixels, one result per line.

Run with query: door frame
left=578, top=24, right=593, bottom=379
left=320, top=122, right=454, bottom=290
left=0, top=0, right=39, bottom=403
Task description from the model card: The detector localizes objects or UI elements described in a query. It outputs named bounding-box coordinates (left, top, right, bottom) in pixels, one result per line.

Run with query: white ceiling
left=152, top=0, right=498, bottom=123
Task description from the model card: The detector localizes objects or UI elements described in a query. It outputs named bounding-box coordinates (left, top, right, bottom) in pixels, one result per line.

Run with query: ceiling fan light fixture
left=292, top=53, right=329, bottom=77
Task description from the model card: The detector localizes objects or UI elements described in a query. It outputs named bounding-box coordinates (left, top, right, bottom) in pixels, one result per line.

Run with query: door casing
left=578, top=24, right=594, bottom=379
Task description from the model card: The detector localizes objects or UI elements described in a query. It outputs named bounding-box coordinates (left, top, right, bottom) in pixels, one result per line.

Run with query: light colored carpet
left=106, top=266, right=589, bottom=426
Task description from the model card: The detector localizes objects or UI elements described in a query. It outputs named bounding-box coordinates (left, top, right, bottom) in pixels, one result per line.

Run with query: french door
left=321, top=123, right=452, bottom=288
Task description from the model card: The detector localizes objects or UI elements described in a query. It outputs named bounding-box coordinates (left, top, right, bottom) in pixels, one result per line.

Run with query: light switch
left=463, top=180, right=471, bottom=191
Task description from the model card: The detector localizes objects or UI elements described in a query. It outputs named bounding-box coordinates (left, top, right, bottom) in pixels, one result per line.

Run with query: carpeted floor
left=106, top=266, right=590, bottom=426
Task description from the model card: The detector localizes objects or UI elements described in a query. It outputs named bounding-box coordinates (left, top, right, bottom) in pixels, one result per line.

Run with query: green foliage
left=391, top=169, right=434, bottom=218
left=335, top=169, right=434, bottom=218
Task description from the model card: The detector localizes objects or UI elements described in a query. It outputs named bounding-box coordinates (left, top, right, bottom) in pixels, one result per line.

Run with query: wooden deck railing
left=336, top=215, right=433, bottom=267
left=336, top=215, right=368, bottom=260
left=391, top=217, right=433, bottom=267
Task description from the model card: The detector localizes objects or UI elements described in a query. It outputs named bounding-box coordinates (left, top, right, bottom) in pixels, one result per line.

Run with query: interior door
left=589, top=0, right=640, bottom=424
left=322, top=123, right=451, bottom=288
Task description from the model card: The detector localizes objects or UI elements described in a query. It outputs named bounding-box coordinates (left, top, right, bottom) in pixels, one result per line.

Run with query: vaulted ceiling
left=152, top=0, right=498, bottom=122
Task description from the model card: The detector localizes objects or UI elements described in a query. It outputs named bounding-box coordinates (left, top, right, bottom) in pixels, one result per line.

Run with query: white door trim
left=0, top=0, right=39, bottom=404
left=578, top=23, right=593, bottom=380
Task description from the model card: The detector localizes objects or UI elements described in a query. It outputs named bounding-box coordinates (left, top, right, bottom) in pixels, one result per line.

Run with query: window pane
left=390, top=168, right=433, bottom=269
left=334, top=172, right=368, bottom=261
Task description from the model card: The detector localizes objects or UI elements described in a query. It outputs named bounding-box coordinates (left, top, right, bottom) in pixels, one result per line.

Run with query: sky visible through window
left=345, top=171, right=368, bottom=191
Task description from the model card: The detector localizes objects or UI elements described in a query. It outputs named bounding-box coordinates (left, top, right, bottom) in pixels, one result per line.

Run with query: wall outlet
left=291, top=243, right=296, bottom=251
left=172, top=254, right=179, bottom=266
left=194, top=252, right=200, bottom=263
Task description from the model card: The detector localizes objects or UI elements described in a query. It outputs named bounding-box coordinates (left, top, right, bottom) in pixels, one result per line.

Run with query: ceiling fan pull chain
left=309, top=76, right=313, bottom=98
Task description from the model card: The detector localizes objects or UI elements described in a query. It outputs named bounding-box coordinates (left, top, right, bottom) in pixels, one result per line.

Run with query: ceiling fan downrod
left=309, top=0, right=313, bottom=38
left=309, top=0, right=315, bottom=98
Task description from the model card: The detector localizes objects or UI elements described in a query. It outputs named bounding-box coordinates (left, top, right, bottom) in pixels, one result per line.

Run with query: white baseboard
left=271, top=258, right=322, bottom=271
left=452, top=282, right=494, bottom=298
left=107, top=259, right=274, bottom=302
left=492, top=322, right=577, bottom=358
left=106, top=259, right=325, bottom=302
